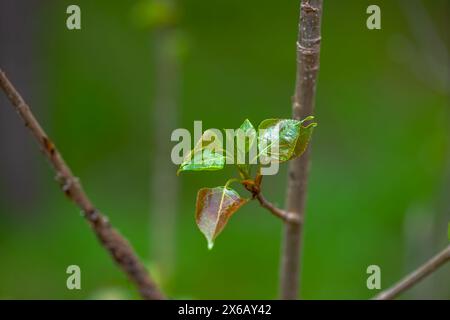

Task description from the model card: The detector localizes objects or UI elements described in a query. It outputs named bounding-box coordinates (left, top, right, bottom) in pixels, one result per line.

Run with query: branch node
left=301, top=1, right=319, bottom=13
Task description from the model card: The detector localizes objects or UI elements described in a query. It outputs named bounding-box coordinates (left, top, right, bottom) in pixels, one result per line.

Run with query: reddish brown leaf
left=195, top=187, right=247, bottom=249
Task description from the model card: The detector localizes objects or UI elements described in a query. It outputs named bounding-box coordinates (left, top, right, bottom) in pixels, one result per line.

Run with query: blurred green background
left=0, top=0, right=449, bottom=299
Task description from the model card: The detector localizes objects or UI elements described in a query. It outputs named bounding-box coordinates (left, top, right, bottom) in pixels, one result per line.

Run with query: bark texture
left=280, top=0, right=323, bottom=299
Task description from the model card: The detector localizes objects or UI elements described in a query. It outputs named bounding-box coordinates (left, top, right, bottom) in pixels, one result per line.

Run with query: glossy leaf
left=257, top=117, right=316, bottom=163
left=195, top=186, right=247, bottom=249
left=177, top=130, right=226, bottom=174
left=290, top=119, right=317, bottom=160
left=236, top=119, right=257, bottom=178
left=178, top=149, right=225, bottom=174
left=238, top=119, right=257, bottom=153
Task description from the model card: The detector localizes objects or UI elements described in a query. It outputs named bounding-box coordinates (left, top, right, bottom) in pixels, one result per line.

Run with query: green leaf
left=177, top=130, right=226, bottom=174
left=238, top=119, right=257, bottom=153
left=290, top=117, right=317, bottom=160
left=195, top=186, right=247, bottom=249
left=257, top=117, right=317, bottom=163
left=236, top=119, right=257, bottom=178
left=257, top=119, right=300, bottom=162
left=177, top=149, right=225, bottom=174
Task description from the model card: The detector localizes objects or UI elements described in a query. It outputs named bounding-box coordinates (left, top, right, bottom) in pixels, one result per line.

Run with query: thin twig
left=374, top=244, right=450, bottom=300
left=241, top=177, right=301, bottom=225
left=280, top=0, right=323, bottom=299
left=255, top=192, right=302, bottom=225
left=0, top=69, right=165, bottom=300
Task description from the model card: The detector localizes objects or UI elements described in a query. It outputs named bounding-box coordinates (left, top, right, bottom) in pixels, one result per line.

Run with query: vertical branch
left=0, top=69, right=165, bottom=300
left=280, top=0, right=323, bottom=299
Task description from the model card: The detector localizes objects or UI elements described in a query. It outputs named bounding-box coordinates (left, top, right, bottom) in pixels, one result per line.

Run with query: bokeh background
left=0, top=0, right=449, bottom=299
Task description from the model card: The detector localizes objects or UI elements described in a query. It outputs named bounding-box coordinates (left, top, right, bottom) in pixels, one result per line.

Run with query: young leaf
left=238, top=119, right=257, bottom=153
left=195, top=186, right=247, bottom=249
left=257, top=117, right=317, bottom=163
left=236, top=119, right=257, bottom=178
left=178, top=149, right=225, bottom=174
left=290, top=120, right=317, bottom=160
left=177, top=129, right=227, bottom=174
left=258, top=119, right=300, bottom=162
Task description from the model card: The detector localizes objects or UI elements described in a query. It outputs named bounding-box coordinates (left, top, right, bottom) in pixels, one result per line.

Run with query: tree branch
left=280, top=0, right=323, bottom=299
left=255, top=192, right=302, bottom=225
left=374, top=244, right=450, bottom=300
left=241, top=177, right=301, bottom=224
left=0, top=69, right=165, bottom=300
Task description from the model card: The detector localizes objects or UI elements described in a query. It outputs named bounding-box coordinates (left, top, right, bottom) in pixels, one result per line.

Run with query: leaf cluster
left=178, top=118, right=317, bottom=248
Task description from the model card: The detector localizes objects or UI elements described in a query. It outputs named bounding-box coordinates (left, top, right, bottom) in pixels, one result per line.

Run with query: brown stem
left=242, top=177, right=300, bottom=224
left=280, top=0, right=323, bottom=299
left=374, top=244, right=450, bottom=300
left=0, top=69, right=165, bottom=300
left=255, top=192, right=301, bottom=225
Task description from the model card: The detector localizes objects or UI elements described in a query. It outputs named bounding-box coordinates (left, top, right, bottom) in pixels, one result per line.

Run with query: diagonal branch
left=374, top=244, right=450, bottom=300
left=241, top=176, right=301, bottom=224
left=0, top=69, right=165, bottom=300
left=255, top=192, right=302, bottom=225
left=280, top=0, right=323, bottom=299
